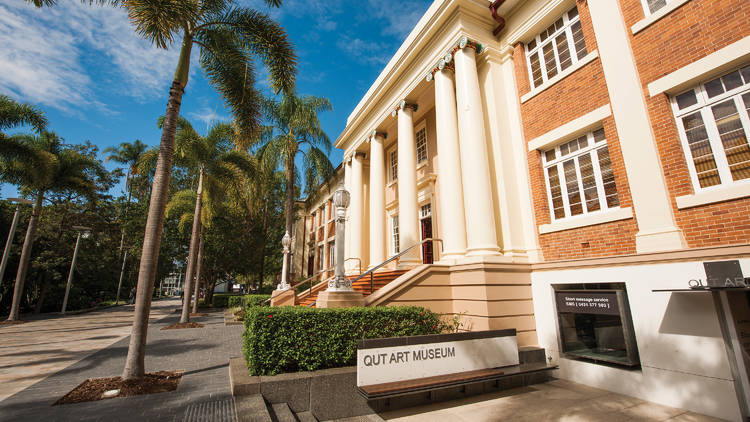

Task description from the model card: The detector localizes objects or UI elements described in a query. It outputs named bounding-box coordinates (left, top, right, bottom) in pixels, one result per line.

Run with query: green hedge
left=227, top=294, right=271, bottom=309
left=243, top=306, right=444, bottom=376
left=211, top=293, right=242, bottom=308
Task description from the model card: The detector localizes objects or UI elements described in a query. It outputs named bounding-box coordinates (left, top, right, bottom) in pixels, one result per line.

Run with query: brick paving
left=0, top=299, right=244, bottom=422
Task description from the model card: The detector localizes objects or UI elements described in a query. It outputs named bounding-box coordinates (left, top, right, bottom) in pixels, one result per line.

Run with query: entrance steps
left=296, top=270, right=406, bottom=307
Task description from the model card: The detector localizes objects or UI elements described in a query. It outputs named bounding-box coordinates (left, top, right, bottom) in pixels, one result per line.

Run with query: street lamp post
left=331, top=184, right=351, bottom=291
left=277, top=231, right=292, bottom=291
left=61, top=225, right=92, bottom=315
left=0, top=198, right=34, bottom=285
left=316, top=183, right=365, bottom=308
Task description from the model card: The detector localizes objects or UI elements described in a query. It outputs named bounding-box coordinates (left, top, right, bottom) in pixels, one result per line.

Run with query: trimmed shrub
left=243, top=306, right=444, bottom=376
left=227, top=294, right=271, bottom=309
left=211, top=293, right=241, bottom=308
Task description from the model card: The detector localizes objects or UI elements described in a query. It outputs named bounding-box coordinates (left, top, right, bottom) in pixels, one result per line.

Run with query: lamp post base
left=316, top=290, right=365, bottom=308
left=270, top=288, right=295, bottom=307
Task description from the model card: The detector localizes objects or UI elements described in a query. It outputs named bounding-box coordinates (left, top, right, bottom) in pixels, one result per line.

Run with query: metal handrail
left=349, top=237, right=443, bottom=294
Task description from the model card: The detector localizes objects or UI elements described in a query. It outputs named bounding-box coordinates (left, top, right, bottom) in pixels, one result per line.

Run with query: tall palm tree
left=259, top=94, right=333, bottom=280
left=115, top=0, right=295, bottom=380
left=0, top=95, right=47, bottom=137
left=165, top=117, right=256, bottom=323
left=104, top=140, right=148, bottom=303
left=0, top=132, right=103, bottom=321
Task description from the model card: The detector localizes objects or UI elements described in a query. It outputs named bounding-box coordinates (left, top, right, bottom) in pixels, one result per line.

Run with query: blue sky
left=0, top=0, right=431, bottom=199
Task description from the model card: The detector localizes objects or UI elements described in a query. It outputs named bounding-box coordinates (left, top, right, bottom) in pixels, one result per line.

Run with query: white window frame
left=524, top=5, right=586, bottom=90
left=639, top=0, right=679, bottom=16
left=415, top=122, right=428, bottom=165
left=389, top=148, right=398, bottom=182
left=419, top=203, right=431, bottom=219
left=542, top=129, right=620, bottom=222
left=390, top=214, right=400, bottom=256
left=670, top=65, right=750, bottom=192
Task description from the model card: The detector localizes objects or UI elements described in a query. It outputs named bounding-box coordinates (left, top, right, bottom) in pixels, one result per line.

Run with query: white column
left=348, top=153, right=364, bottom=273
left=369, top=132, right=386, bottom=268
left=396, top=102, right=421, bottom=266
left=453, top=39, right=500, bottom=256
left=433, top=66, right=468, bottom=262
left=587, top=0, right=685, bottom=253
left=343, top=157, right=352, bottom=269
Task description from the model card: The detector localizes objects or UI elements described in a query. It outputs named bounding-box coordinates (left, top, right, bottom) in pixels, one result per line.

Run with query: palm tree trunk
left=258, top=197, right=269, bottom=290
left=284, top=157, right=295, bottom=283
left=180, top=169, right=203, bottom=323
left=7, top=191, right=43, bottom=321
left=191, top=230, right=205, bottom=314
left=115, top=171, right=132, bottom=305
left=121, top=33, right=193, bottom=381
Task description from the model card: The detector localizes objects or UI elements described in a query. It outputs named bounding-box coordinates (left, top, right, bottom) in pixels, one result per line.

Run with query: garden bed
left=161, top=322, right=204, bottom=330
left=54, top=371, right=182, bottom=405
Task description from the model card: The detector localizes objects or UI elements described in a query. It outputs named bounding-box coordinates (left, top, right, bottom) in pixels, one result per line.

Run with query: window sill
left=631, top=0, right=691, bottom=35
left=521, top=51, right=599, bottom=104
left=387, top=180, right=397, bottom=188
left=675, top=183, right=750, bottom=209
left=538, top=207, right=633, bottom=234
left=417, top=161, right=428, bottom=170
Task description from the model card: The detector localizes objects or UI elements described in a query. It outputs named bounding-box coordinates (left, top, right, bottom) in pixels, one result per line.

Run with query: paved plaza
left=0, top=300, right=730, bottom=422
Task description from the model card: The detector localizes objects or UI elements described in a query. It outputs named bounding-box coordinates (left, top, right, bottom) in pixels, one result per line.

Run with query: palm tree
left=104, top=140, right=148, bottom=303
left=114, top=0, right=295, bottom=380
left=0, top=131, right=103, bottom=321
left=0, top=95, right=47, bottom=137
left=165, top=117, right=256, bottom=323
left=258, top=94, right=333, bottom=280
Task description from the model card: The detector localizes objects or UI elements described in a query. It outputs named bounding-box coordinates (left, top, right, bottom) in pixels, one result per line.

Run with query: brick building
left=283, top=0, right=750, bottom=419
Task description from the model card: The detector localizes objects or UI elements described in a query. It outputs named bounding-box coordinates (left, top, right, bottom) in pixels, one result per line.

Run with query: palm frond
left=0, top=95, right=47, bottom=133
left=123, top=0, right=198, bottom=49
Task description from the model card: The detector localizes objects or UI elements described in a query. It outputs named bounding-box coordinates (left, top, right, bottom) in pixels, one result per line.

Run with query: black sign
left=704, top=260, right=747, bottom=288
left=555, top=291, right=620, bottom=315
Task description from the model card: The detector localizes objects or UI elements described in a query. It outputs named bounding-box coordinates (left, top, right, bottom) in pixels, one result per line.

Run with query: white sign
left=356, top=335, right=519, bottom=386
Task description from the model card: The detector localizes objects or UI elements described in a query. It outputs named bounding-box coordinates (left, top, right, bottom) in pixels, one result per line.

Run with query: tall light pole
left=0, top=198, right=34, bottom=286
left=61, top=225, right=92, bottom=315
left=331, top=184, right=351, bottom=291
left=277, top=231, right=291, bottom=291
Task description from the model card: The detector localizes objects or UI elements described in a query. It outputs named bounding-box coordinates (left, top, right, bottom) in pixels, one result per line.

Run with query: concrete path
left=379, top=379, right=726, bottom=422
left=0, top=299, right=244, bottom=422
left=0, top=299, right=177, bottom=402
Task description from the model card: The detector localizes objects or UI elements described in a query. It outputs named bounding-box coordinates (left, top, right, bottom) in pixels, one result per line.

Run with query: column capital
left=391, top=100, right=418, bottom=117
left=372, top=130, right=388, bottom=140
left=425, top=35, right=484, bottom=82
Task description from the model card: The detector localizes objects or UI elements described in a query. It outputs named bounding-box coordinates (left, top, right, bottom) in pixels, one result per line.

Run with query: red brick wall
left=624, top=0, right=750, bottom=247
left=515, top=0, right=638, bottom=260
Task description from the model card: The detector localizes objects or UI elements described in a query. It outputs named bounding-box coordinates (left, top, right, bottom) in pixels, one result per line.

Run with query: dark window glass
left=676, top=90, right=698, bottom=110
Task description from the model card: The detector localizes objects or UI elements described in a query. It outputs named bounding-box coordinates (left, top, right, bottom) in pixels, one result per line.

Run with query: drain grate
left=183, top=398, right=235, bottom=422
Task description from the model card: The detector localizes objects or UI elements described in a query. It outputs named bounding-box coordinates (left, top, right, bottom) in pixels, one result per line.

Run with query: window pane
left=556, top=33, right=572, bottom=71
left=723, top=71, right=743, bottom=92
left=543, top=42, right=558, bottom=79
left=593, top=128, right=606, bottom=142
left=567, top=5, right=579, bottom=19
left=527, top=39, right=537, bottom=51
left=741, top=65, right=750, bottom=84
left=681, top=112, right=721, bottom=188
left=705, top=77, right=725, bottom=98
left=547, top=166, right=566, bottom=219
left=570, top=21, right=587, bottom=60
left=564, top=159, right=583, bottom=215
left=597, top=146, right=620, bottom=208
left=647, top=0, right=667, bottom=13
left=579, top=153, right=600, bottom=212
left=530, top=53, right=543, bottom=88
left=390, top=150, right=398, bottom=181
left=545, top=149, right=556, bottom=162
left=712, top=99, right=750, bottom=181
left=676, top=90, right=698, bottom=110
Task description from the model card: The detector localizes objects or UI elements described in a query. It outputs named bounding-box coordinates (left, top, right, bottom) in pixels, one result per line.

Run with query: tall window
left=416, top=127, right=427, bottom=164
left=328, top=241, right=335, bottom=269
left=671, top=65, right=750, bottom=190
left=390, top=149, right=398, bottom=182
left=391, top=215, right=400, bottom=254
left=525, top=6, right=587, bottom=89
left=543, top=129, right=620, bottom=220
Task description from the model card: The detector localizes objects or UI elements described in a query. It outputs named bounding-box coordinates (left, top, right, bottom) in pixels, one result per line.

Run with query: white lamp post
left=0, top=198, right=34, bottom=285
left=330, top=184, right=351, bottom=291
left=277, top=231, right=292, bottom=291
left=61, top=225, right=92, bottom=315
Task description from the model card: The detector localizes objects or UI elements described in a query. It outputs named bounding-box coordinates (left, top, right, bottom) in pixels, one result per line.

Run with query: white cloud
left=0, top=1, right=181, bottom=113
left=186, top=106, right=230, bottom=132
left=335, top=36, right=392, bottom=66
left=366, top=0, right=429, bottom=39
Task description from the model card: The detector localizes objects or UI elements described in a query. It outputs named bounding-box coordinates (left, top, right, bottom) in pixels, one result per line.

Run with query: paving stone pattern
left=0, top=301, right=243, bottom=422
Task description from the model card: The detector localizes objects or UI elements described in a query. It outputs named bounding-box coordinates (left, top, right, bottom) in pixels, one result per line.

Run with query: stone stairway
left=296, top=270, right=407, bottom=307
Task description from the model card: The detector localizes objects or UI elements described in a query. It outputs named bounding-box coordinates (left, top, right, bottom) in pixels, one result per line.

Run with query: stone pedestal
left=316, top=290, right=365, bottom=308
left=270, top=289, right=295, bottom=307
